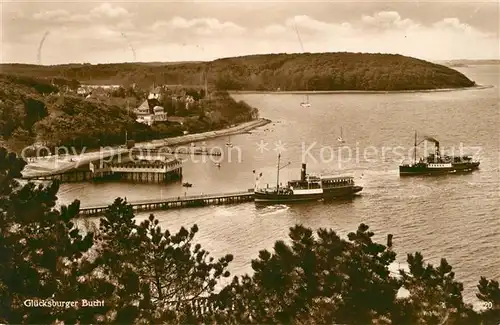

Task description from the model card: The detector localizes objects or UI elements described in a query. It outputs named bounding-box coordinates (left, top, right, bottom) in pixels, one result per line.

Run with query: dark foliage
left=50, top=77, right=80, bottom=91
left=32, top=95, right=143, bottom=148
left=0, top=75, right=50, bottom=141
left=0, top=148, right=96, bottom=324
left=476, top=277, right=500, bottom=324
left=2, top=74, right=59, bottom=95
left=0, top=148, right=27, bottom=194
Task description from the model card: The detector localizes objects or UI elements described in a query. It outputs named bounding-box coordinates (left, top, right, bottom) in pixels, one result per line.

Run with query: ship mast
left=276, top=153, right=281, bottom=190
left=275, top=154, right=291, bottom=191
left=414, top=130, right=417, bottom=164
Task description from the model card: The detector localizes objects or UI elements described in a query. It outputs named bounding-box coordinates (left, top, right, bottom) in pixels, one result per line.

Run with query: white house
left=152, top=106, right=168, bottom=122
left=148, top=86, right=162, bottom=100
left=81, top=84, right=121, bottom=90
left=185, top=95, right=196, bottom=110
left=77, top=87, right=88, bottom=96
left=153, top=106, right=165, bottom=114
left=135, top=100, right=151, bottom=115
left=136, top=115, right=153, bottom=126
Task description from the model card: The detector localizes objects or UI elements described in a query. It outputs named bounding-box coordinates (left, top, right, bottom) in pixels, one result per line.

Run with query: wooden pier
left=90, top=158, right=182, bottom=183
left=24, top=167, right=95, bottom=183
left=24, top=152, right=183, bottom=184
left=79, top=190, right=255, bottom=216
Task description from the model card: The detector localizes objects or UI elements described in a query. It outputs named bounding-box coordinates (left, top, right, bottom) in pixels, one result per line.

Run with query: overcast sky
left=2, top=0, right=499, bottom=65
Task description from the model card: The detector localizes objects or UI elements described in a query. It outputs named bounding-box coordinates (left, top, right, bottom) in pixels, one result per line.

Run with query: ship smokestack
left=301, top=163, right=306, bottom=182
left=424, top=135, right=441, bottom=157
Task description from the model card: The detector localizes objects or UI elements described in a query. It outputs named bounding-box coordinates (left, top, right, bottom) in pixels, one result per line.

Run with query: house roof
left=135, top=100, right=150, bottom=113
left=150, top=86, right=162, bottom=94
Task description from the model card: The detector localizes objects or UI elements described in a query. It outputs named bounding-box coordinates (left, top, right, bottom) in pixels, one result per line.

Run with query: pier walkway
left=79, top=190, right=255, bottom=216
left=21, top=118, right=271, bottom=179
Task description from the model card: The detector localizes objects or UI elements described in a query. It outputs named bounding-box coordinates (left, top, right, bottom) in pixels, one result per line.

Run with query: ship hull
left=322, top=186, right=363, bottom=198
left=399, top=162, right=479, bottom=176
left=254, top=186, right=363, bottom=203
left=254, top=192, right=323, bottom=203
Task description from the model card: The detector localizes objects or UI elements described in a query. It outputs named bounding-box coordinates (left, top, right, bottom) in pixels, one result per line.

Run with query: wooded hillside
left=0, top=52, right=475, bottom=91
left=0, top=74, right=258, bottom=152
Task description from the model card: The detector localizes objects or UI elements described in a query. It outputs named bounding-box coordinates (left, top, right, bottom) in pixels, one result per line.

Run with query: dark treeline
left=0, top=52, right=475, bottom=91
left=0, top=74, right=258, bottom=153
left=1, top=148, right=498, bottom=325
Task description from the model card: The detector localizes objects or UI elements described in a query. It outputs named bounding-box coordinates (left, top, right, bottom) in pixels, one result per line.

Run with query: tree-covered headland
left=1, top=148, right=498, bottom=324
left=0, top=52, right=476, bottom=92
left=0, top=52, right=476, bottom=153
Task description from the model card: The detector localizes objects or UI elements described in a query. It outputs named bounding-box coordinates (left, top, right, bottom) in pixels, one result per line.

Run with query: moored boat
left=254, top=155, right=362, bottom=203
left=300, top=97, right=311, bottom=108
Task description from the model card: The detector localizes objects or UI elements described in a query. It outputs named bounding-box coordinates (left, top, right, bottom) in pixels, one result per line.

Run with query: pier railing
left=79, top=190, right=255, bottom=216
left=126, top=190, right=254, bottom=205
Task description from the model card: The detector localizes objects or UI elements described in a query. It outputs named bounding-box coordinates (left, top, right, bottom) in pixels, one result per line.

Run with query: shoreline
left=21, top=118, right=272, bottom=178
left=229, top=84, right=493, bottom=95
left=137, top=118, right=271, bottom=149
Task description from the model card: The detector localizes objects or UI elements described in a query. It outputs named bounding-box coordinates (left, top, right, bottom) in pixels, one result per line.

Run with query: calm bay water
left=59, top=65, right=499, bottom=303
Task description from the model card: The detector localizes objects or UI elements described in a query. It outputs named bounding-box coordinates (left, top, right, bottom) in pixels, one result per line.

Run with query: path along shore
left=21, top=118, right=271, bottom=178
left=229, top=84, right=492, bottom=95
left=138, top=118, right=271, bottom=149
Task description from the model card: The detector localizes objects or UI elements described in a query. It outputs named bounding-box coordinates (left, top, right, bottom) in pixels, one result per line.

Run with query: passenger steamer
left=399, top=132, right=480, bottom=176
left=254, top=154, right=363, bottom=203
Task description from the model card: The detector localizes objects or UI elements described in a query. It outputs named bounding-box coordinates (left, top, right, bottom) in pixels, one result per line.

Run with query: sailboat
left=225, top=135, right=233, bottom=147
left=294, top=19, right=311, bottom=108
left=337, top=127, right=345, bottom=143
left=300, top=94, right=311, bottom=108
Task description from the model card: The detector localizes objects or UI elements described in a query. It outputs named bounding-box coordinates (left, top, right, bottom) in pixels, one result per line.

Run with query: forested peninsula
left=1, top=52, right=475, bottom=91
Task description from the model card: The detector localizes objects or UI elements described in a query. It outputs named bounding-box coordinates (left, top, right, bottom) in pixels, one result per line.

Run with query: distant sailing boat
left=300, top=93, right=311, bottom=108
left=294, top=19, right=311, bottom=108
left=337, top=127, right=345, bottom=143
left=225, top=135, right=233, bottom=147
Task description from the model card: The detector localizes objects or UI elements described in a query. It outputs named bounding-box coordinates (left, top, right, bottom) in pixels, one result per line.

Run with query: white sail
left=337, top=127, right=345, bottom=143
left=225, top=135, right=233, bottom=147
left=294, top=20, right=311, bottom=108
